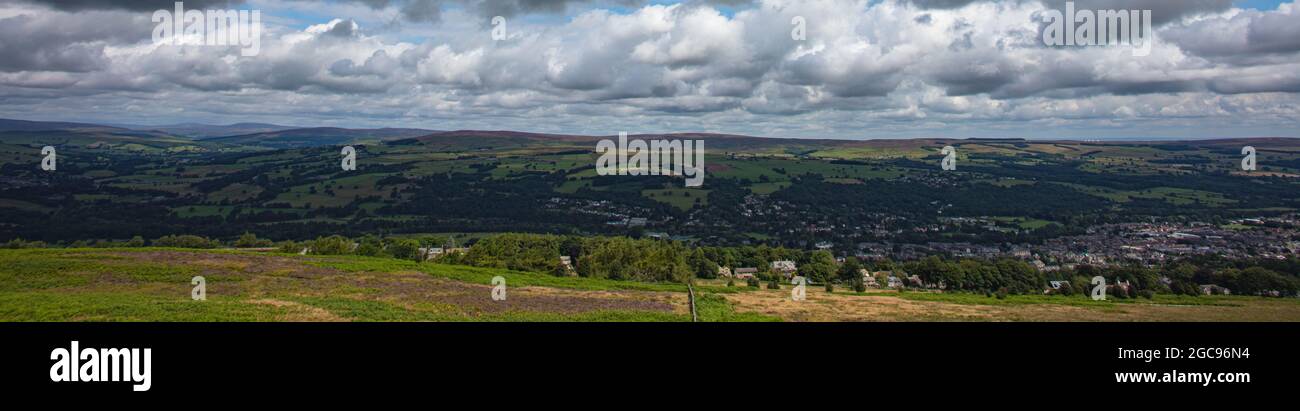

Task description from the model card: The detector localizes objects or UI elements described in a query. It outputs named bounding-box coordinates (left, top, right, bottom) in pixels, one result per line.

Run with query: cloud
left=907, top=0, right=1233, bottom=25
left=1164, top=3, right=1300, bottom=60
left=3, top=0, right=243, bottom=11
left=0, top=0, right=1297, bottom=139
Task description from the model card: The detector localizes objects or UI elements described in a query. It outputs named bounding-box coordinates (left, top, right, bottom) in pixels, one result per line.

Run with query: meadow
left=5, top=248, right=1298, bottom=322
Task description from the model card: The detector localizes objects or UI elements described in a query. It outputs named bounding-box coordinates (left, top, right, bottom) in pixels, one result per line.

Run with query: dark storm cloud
left=4, top=0, right=243, bottom=11
left=0, top=10, right=154, bottom=72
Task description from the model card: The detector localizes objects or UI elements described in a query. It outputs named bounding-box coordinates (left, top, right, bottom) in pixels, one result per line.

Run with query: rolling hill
left=202, top=127, right=440, bottom=148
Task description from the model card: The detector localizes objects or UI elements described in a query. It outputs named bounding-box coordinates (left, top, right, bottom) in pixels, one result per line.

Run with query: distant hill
left=201, top=127, right=441, bottom=149
left=130, top=123, right=299, bottom=139
left=0, top=118, right=127, bottom=133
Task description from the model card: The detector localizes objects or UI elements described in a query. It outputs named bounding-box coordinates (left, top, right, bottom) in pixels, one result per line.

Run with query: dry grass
left=719, top=287, right=1300, bottom=322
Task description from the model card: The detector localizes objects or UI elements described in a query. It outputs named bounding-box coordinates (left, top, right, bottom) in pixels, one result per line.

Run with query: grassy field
left=0, top=248, right=768, bottom=322
left=4, top=248, right=1300, bottom=322
left=695, top=279, right=1300, bottom=322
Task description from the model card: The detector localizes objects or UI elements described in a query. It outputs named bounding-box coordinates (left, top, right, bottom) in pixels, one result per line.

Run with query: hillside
left=2, top=248, right=1296, bottom=322
left=202, top=127, right=439, bottom=148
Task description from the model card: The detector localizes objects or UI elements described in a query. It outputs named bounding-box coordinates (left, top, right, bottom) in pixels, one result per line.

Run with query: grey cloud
left=1, top=0, right=1298, bottom=138
left=0, top=11, right=154, bottom=72
left=908, top=0, right=1232, bottom=25
left=1165, top=6, right=1300, bottom=60
left=5, top=0, right=242, bottom=11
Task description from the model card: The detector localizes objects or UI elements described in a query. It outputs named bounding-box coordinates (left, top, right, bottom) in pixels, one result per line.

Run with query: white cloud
left=0, top=0, right=1297, bottom=138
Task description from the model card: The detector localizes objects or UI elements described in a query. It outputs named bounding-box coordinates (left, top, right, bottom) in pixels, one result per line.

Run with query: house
left=418, top=247, right=444, bottom=261
left=886, top=276, right=904, bottom=288
left=717, top=267, right=733, bottom=278
left=734, top=267, right=758, bottom=280
left=770, top=260, right=798, bottom=278
left=907, top=275, right=925, bottom=288
left=558, top=256, right=576, bottom=276
left=1199, top=284, right=1231, bottom=295
left=858, top=269, right=878, bottom=287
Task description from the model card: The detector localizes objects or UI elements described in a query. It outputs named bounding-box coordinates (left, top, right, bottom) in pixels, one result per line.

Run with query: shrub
left=747, top=277, right=760, bottom=288
left=1111, top=285, right=1130, bottom=299
left=766, top=278, right=780, bottom=290
left=152, top=235, right=217, bottom=249
left=2, top=238, right=46, bottom=249
left=1057, top=283, right=1074, bottom=296
left=1138, top=290, right=1154, bottom=299
left=310, top=235, right=353, bottom=255
left=824, top=282, right=834, bottom=293
left=353, top=236, right=386, bottom=257
left=995, top=287, right=1009, bottom=300
left=726, top=279, right=736, bottom=287
left=1171, top=281, right=1200, bottom=296
left=387, top=238, right=421, bottom=261
left=277, top=241, right=303, bottom=254
left=234, top=232, right=272, bottom=248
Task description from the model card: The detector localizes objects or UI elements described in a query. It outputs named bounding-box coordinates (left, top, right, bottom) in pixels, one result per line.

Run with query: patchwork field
left=3, top=248, right=1299, bottom=322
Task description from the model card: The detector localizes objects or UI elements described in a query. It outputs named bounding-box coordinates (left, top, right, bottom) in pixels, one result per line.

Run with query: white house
left=771, top=260, right=798, bottom=278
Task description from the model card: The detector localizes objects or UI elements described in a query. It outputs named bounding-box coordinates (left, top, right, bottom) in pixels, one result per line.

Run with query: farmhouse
left=418, top=247, right=443, bottom=261
left=887, top=276, right=904, bottom=288
left=734, top=267, right=758, bottom=280
left=558, top=256, right=576, bottom=276
left=858, top=269, right=878, bottom=287
left=771, top=260, right=798, bottom=278
left=1200, top=284, right=1231, bottom=295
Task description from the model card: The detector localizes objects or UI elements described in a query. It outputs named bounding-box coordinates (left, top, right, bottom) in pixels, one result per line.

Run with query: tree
left=688, top=249, right=719, bottom=279
left=387, top=238, right=421, bottom=261
left=802, top=250, right=836, bottom=283
left=310, top=235, right=352, bottom=255
left=235, top=232, right=271, bottom=248
left=837, top=257, right=863, bottom=283
left=1234, top=267, right=1298, bottom=296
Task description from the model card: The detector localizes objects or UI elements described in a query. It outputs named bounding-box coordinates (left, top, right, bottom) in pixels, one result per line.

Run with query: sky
left=0, top=0, right=1297, bottom=140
